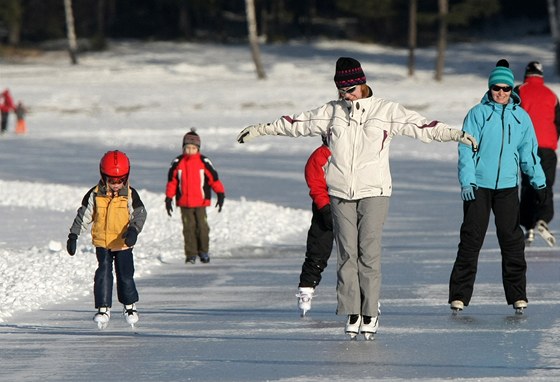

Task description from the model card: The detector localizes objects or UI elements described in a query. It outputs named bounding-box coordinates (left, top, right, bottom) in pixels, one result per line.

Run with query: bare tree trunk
left=245, top=0, right=266, bottom=79
left=63, top=0, right=79, bottom=65
left=407, top=0, right=417, bottom=77
left=5, top=0, right=22, bottom=46
left=549, top=0, right=560, bottom=74
left=434, top=0, right=448, bottom=81
left=93, top=0, right=107, bottom=50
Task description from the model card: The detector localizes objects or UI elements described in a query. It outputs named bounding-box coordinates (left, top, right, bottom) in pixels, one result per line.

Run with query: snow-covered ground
left=1, top=36, right=560, bottom=381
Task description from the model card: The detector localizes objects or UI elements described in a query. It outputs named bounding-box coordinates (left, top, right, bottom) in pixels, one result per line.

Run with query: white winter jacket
left=250, top=91, right=461, bottom=200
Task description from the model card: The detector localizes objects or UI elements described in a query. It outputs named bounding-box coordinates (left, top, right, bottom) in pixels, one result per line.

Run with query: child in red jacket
left=165, top=129, right=225, bottom=264
left=296, top=136, right=334, bottom=316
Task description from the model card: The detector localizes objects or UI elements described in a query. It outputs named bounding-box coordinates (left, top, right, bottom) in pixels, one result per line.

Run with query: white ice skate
left=360, top=315, right=379, bottom=340
left=514, top=300, right=527, bottom=315
left=296, top=287, right=314, bottom=317
left=525, top=229, right=535, bottom=246
left=93, top=307, right=111, bottom=329
left=345, top=315, right=361, bottom=339
left=450, top=300, right=464, bottom=315
left=123, top=304, right=139, bottom=327
left=536, top=220, right=556, bottom=247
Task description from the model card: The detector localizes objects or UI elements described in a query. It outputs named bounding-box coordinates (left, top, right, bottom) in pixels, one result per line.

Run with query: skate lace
left=295, top=292, right=314, bottom=301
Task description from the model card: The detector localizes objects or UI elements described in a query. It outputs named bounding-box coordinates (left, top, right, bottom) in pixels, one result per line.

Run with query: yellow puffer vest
left=91, top=185, right=130, bottom=250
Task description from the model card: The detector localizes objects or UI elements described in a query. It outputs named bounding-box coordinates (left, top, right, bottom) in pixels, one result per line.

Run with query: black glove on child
left=319, top=204, right=333, bottom=231
left=165, top=197, right=173, bottom=217
left=123, top=228, right=138, bottom=247
left=216, top=193, right=225, bottom=213
left=67, top=233, right=78, bottom=256
left=536, top=187, right=548, bottom=206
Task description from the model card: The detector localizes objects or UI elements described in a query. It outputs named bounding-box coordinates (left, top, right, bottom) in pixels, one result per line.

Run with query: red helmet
left=100, top=150, right=130, bottom=178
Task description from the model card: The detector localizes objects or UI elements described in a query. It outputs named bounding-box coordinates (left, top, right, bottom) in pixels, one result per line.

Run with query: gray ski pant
left=331, top=196, right=389, bottom=317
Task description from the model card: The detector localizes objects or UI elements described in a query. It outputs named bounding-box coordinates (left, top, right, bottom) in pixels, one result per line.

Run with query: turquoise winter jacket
left=458, top=91, right=546, bottom=190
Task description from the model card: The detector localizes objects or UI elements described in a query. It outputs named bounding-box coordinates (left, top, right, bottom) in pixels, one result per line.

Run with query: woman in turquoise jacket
left=449, top=59, right=546, bottom=314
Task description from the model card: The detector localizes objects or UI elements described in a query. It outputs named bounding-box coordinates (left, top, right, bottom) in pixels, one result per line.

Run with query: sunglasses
left=338, top=85, right=358, bottom=95
left=107, top=176, right=127, bottom=184
left=490, top=85, right=512, bottom=92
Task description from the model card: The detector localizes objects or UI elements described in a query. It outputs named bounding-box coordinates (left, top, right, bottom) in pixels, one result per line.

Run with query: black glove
left=319, top=204, right=333, bottom=231
left=165, top=197, right=173, bottom=217
left=536, top=187, right=548, bottom=206
left=123, top=228, right=138, bottom=247
left=66, top=233, right=77, bottom=256
left=216, top=193, right=225, bottom=213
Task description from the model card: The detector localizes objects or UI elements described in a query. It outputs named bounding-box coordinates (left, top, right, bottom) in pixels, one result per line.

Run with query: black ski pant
left=1, top=111, right=8, bottom=133
left=449, top=187, right=527, bottom=306
left=520, top=148, right=557, bottom=230
left=298, top=203, right=334, bottom=288
left=94, top=247, right=139, bottom=308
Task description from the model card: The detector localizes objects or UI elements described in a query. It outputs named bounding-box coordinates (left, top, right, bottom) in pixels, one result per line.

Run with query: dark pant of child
left=449, top=187, right=526, bottom=306
left=299, top=203, right=334, bottom=288
left=180, top=206, right=209, bottom=259
left=94, top=247, right=139, bottom=308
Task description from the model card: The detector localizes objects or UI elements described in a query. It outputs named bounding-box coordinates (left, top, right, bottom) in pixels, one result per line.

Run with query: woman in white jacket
left=237, top=57, right=477, bottom=339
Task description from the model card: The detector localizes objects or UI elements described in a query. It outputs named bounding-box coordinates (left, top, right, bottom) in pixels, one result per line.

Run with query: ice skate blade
left=451, top=308, right=462, bottom=316
left=346, top=332, right=358, bottom=340
left=515, top=308, right=525, bottom=315
left=300, top=309, right=309, bottom=318
left=536, top=223, right=556, bottom=247
left=96, top=321, right=108, bottom=330
left=363, top=332, right=375, bottom=340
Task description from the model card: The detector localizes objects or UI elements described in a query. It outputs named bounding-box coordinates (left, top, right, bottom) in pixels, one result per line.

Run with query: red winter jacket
left=165, top=153, right=225, bottom=208
left=0, top=90, right=15, bottom=113
left=305, top=144, right=331, bottom=209
left=517, top=76, right=560, bottom=150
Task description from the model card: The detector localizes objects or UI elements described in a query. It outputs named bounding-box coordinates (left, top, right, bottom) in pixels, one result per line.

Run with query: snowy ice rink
left=1, top=37, right=560, bottom=381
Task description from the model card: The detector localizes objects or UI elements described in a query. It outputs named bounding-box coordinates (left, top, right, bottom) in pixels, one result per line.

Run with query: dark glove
left=536, top=186, right=548, bottom=206
left=319, top=204, right=333, bottom=230
left=123, top=228, right=138, bottom=247
left=165, top=197, right=173, bottom=217
left=66, top=233, right=77, bottom=256
left=216, top=193, right=225, bottom=213
left=461, top=184, right=477, bottom=202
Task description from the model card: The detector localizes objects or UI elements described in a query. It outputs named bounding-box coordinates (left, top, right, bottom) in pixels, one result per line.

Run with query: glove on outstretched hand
left=461, top=185, right=477, bottom=201
left=445, top=129, right=478, bottom=151
left=67, top=233, right=78, bottom=256
left=123, top=228, right=138, bottom=247
left=216, top=193, right=225, bottom=212
left=459, top=131, right=478, bottom=151
left=536, top=186, right=548, bottom=206
left=319, top=204, right=333, bottom=231
left=165, top=197, right=173, bottom=217
left=237, top=124, right=266, bottom=143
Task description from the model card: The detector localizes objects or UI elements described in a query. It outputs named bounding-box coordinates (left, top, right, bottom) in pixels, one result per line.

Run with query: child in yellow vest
left=66, top=150, right=147, bottom=329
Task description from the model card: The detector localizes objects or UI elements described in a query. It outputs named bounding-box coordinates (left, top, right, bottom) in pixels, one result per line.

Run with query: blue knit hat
left=488, top=59, right=514, bottom=88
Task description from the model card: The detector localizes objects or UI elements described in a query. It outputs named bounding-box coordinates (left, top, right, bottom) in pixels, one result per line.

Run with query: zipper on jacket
left=494, top=105, right=506, bottom=189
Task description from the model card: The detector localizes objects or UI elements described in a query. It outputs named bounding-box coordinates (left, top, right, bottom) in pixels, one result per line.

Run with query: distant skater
left=15, top=101, right=28, bottom=135
left=165, top=128, right=225, bottom=264
left=0, top=89, right=15, bottom=134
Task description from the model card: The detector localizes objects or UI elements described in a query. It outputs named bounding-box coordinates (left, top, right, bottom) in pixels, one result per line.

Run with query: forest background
left=0, top=0, right=552, bottom=50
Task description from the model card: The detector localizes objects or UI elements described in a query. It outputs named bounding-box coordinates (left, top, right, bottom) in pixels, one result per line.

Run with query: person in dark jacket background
left=515, top=61, right=560, bottom=247
left=165, top=128, right=225, bottom=264
left=449, top=59, right=547, bottom=315
left=296, top=135, right=334, bottom=317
